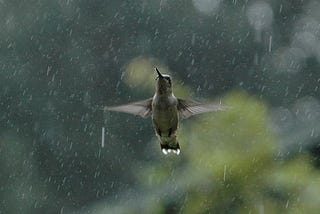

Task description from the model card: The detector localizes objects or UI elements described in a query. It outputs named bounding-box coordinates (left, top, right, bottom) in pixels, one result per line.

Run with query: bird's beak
left=155, top=67, right=163, bottom=79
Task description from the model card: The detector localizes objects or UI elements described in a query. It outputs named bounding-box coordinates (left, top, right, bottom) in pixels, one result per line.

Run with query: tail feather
left=160, top=142, right=180, bottom=155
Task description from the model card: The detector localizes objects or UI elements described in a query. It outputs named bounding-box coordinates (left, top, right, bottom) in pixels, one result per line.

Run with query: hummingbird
left=105, top=68, right=226, bottom=155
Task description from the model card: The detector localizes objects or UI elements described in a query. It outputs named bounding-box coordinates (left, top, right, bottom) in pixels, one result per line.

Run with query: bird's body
left=152, top=92, right=180, bottom=154
left=105, top=68, right=226, bottom=155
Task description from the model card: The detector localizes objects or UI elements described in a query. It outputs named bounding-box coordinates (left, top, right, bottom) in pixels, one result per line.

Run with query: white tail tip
left=162, top=148, right=180, bottom=155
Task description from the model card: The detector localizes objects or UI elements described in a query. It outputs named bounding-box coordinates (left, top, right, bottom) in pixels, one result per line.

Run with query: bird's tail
left=160, top=140, right=180, bottom=155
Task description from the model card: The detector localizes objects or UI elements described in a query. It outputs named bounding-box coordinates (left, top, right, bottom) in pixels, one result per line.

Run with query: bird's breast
left=152, top=95, right=177, bottom=113
left=152, top=95, right=178, bottom=128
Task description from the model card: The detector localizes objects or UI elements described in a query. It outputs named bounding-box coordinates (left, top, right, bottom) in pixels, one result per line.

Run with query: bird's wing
left=177, top=98, right=227, bottom=119
left=104, top=98, right=152, bottom=118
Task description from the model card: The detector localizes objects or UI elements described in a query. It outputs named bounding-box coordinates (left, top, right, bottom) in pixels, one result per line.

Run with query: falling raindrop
left=268, top=35, right=272, bottom=52
left=102, top=127, right=105, bottom=148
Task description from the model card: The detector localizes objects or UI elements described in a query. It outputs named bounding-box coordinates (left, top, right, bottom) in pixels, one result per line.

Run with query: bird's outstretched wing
left=104, top=98, right=152, bottom=118
left=177, top=98, right=227, bottom=119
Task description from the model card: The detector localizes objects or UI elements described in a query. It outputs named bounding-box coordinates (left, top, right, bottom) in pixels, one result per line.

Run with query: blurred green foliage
left=130, top=92, right=320, bottom=214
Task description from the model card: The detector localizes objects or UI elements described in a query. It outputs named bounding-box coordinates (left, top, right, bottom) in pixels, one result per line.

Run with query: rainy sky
left=1, top=0, right=320, bottom=213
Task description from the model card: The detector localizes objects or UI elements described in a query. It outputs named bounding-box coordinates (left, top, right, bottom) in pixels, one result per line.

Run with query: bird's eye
left=164, top=77, right=171, bottom=85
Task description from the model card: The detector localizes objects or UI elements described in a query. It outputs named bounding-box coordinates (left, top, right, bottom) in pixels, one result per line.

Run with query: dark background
left=1, top=0, right=320, bottom=213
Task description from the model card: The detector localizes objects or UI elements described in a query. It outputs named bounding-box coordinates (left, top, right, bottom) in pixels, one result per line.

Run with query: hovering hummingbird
left=105, top=68, right=226, bottom=155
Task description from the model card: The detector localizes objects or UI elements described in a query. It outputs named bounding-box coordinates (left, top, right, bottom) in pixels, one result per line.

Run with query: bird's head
left=155, top=67, right=172, bottom=95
